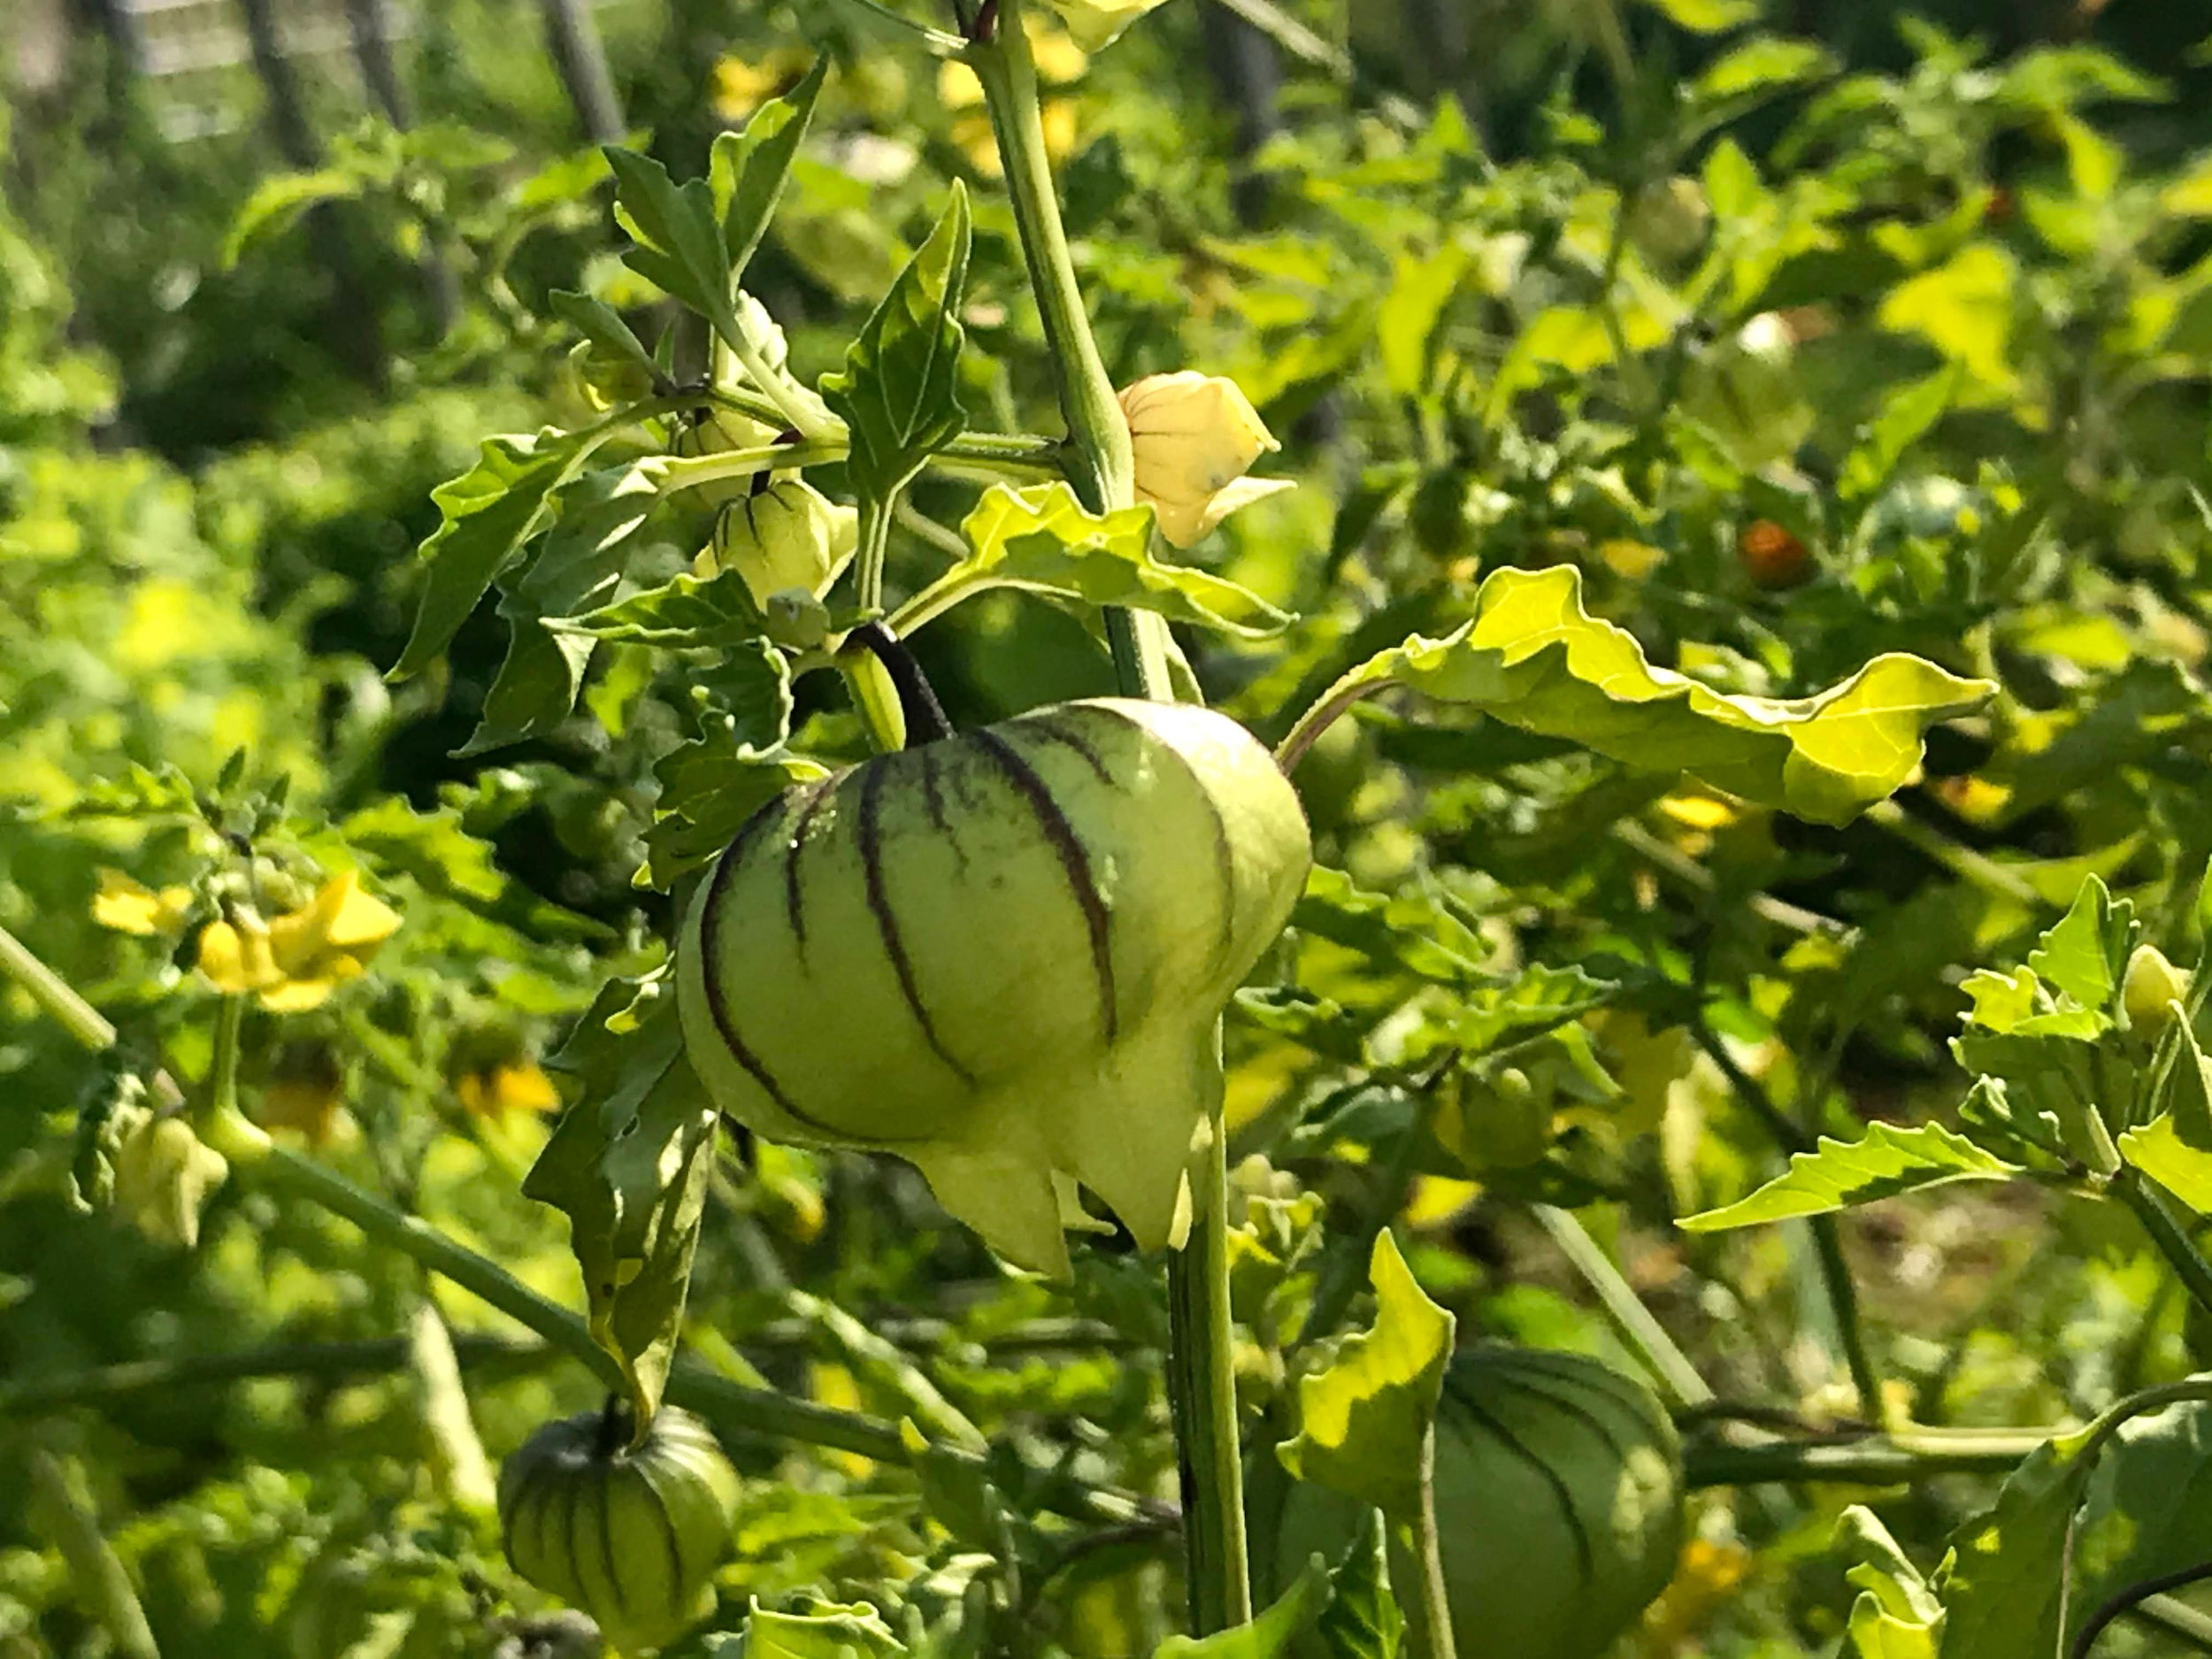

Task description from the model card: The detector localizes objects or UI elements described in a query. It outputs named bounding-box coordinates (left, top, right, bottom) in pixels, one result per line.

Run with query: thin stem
left=1403, top=1442, right=1460, bottom=1659
left=1864, top=799, right=2041, bottom=905
left=207, top=995, right=244, bottom=1121
left=1532, top=1205, right=1715, bottom=1407
left=0, top=921, right=118, bottom=1050
left=854, top=497, right=898, bottom=614
left=2072, top=1560, right=2212, bottom=1659
left=1276, top=678, right=1385, bottom=773
left=1692, top=1025, right=1884, bottom=1417
left=0, top=1335, right=550, bottom=1416
left=27, top=1453, right=160, bottom=1659
left=2113, top=1166, right=2212, bottom=1319
left=968, top=1, right=1133, bottom=515
left=2133, top=1594, right=2212, bottom=1652
left=1683, top=1428, right=2048, bottom=1487
left=1165, top=1104, right=1254, bottom=1633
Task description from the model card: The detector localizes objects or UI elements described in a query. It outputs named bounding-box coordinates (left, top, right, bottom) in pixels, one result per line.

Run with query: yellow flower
left=195, top=871, right=402, bottom=1012
left=456, top=1059, right=562, bottom=1119
left=92, top=870, right=193, bottom=936
left=711, top=49, right=813, bottom=122
left=1048, top=0, right=1173, bottom=50
left=940, top=50, right=1081, bottom=178
left=1118, top=372, right=1294, bottom=548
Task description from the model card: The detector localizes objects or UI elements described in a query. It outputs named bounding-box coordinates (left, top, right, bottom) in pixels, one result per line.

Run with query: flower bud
left=1118, top=372, right=1294, bottom=549
left=112, top=1114, right=228, bottom=1249
left=1047, top=0, right=1173, bottom=50
left=2124, top=944, right=2191, bottom=1033
left=702, top=480, right=857, bottom=610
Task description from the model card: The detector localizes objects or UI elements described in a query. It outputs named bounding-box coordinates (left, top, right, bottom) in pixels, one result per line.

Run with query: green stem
left=1403, top=1441, right=1460, bottom=1659
left=968, top=1, right=1133, bottom=515
left=1864, top=799, right=2040, bottom=906
left=27, top=1452, right=161, bottom=1659
left=971, top=0, right=1245, bottom=1632
left=2135, top=1594, right=2212, bottom=1652
left=1165, top=1105, right=1254, bottom=1633
left=1693, top=1024, right=1885, bottom=1417
left=0, top=921, right=117, bottom=1050
left=0, top=1335, right=551, bottom=1416
left=1682, top=1429, right=2049, bottom=1487
left=1532, top=1205, right=1715, bottom=1407
left=206, top=996, right=244, bottom=1119
left=2113, top=1166, right=2212, bottom=1319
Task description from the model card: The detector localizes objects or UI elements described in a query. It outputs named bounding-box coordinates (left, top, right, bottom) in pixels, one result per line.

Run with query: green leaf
left=641, top=709, right=826, bottom=889
left=604, top=145, right=742, bottom=348
left=461, top=464, right=660, bottom=756
left=549, top=568, right=768, bottom=649
left=2072, top=1396, right=2212, bottom=1633
left=1679, top=1122, right=2021, bottom=1231
left=736, top=1600, right=906, bottom=1659
left=1835, top=1507, right=1945, bottom=1659
left=526, top=976, right=718, bottom=1421
left=1839, top=367, right=1961, bottom=503
left=820, top=185, right=972, bottom=517
left=1316, top=1510, right=1404, bottom=1659
left=391, top=428, right=601, bottom=680
left=1279, top=1231, right=1455, bottom=1520
left=2027, top=875, right=2135, bottom=1018
left=712, top=57, right=829, bottom=280
left=1310, top=565, right=1992, bottom=826
left=1938, top=1423, right=2099, bottom=1659
left=547, top=289, right=658, bottom=380
left=2117, top=1018, right=2212, bottom=1212
left=1156, top=1560, right=1329, bottom=1659
left=222, top=169, right=360, bottom=268
left=1636, top=0, right=1759, bottom=34
left=1293, top=867, right=1494, bottom=987
left=902, top=482, right=1290, bottom=639
left=1688, top=35, right=1836, bottom=106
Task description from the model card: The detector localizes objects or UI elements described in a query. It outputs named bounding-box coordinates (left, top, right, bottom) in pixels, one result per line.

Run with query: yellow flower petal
left=93, top=872, right=174, bottom=936
left=195, top=918, right=280, bottom=993
left=1118, top=372, right=1286, bottom=548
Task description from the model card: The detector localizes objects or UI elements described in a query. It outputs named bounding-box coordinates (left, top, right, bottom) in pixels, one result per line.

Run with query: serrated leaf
left=526, top=978, right=718, bottom=1420
left=1292, top=867, right=1493, bottom=987
left=901, top=482, right=1290, bottom=639
left=820, top=185, right=972, bottom=518
left=1311, top=565, right=1991, bottom=826
left=549, top=567, right=768, bottom=649
left=1279, top=1232, right=1455, bottom=1520
left=642, top=712, right=826, bottom=889
left=712, top=57, right=828, bottom=280
left=1316, top=1510, right=1404, bottom=1659
left=1938, top=1423, right=2099, bottom=1659
left=462, top=465, right=662, bottom=755
left=2027, top=875, right=2135, bottom=1018
left=1689, top=36, right=1836, bottom=105
left=1836, top=1507, right=1944, bottom=1658
left=1156, top=1560, right=1329, bottom=1659
left=1680, top=1121, right=2020, bottom=1231
left=392, top=428, right=603, bottom=680
left=604, top=145, right=743, bottom=348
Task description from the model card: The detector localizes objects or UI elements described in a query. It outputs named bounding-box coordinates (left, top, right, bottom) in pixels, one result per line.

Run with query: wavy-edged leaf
left=641, top=703, right=824, bottom=890
left=902, top=482, right=1289, bottom=639
left=392, top=427, right=611, bottom=680
left=1836, top=1507, right=1944, bottom=1659
left=821, top=184, right=972, bottom=518
left=1938, top=1423, right=2099, bottom=1659
left=223, top=169, right=360, bottom=268
left=526, top=976, right=718, bottom=1420
left=2026, top=875, right=2135, bottom=1018
left=1309, top=564, right=1991, bottom=825
left=712, top=57, right=828, bottom=280
left=1680, top=1121, right=2020, bottom=1232
left=737, top=1599, right=906, bottom=1659
left=547, top=288, right=657, bottom=380
left=1279, top=1232, right=1455, bottom=1520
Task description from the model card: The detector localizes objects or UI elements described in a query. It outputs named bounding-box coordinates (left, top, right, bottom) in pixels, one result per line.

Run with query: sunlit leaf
left=1279, top=1231, right=1455, bottom=1519
left=1301, top=565, right=1991, bottom=826
left=1316, top=1509, right=1404, bottom=1659
left=712, top=57, right=830, bottom=280
left=1680, top=1122, right=2020, bottom=1231
left=897, top=482, right=1290, bottom=639
left=1835, top=1507, right=1944, bottom=1658
left=1156, top=1559, right=1330, bottom=1659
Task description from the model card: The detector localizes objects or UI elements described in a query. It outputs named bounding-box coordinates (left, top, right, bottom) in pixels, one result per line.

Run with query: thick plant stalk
left=969, top=0, right=1248, bottom=1629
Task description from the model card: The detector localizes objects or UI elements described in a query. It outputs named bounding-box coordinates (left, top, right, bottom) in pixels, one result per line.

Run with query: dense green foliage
left=6, top=2, right=2212, bottom=1656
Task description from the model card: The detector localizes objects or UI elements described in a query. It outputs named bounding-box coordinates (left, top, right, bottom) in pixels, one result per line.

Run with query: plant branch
left=2072, top=1560, right=2212, bottom=1659
left=1532, top=1205, right=1715, bottom=1407
left=2112, top=1165, right=2212, bottom=1320
left=0, top=921, right=118, bottom=1051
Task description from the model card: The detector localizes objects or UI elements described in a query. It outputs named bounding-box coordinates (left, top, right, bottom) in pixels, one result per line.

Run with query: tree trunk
left=343, top=0, right=460, bottom=334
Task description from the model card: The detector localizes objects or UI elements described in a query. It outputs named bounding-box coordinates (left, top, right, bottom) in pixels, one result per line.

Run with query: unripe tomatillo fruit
left=498, top=1403, right=739, bottom=1655
left=1270, top=1348, right=1684, bottom=1659
left=695, top=479, right=857, bottom=611
left=677, top=687, right=1311, bottom=1276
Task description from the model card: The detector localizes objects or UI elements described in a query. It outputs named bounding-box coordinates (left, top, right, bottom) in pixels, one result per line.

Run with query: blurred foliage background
left=4, top=0, right=2212, bottom=1655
